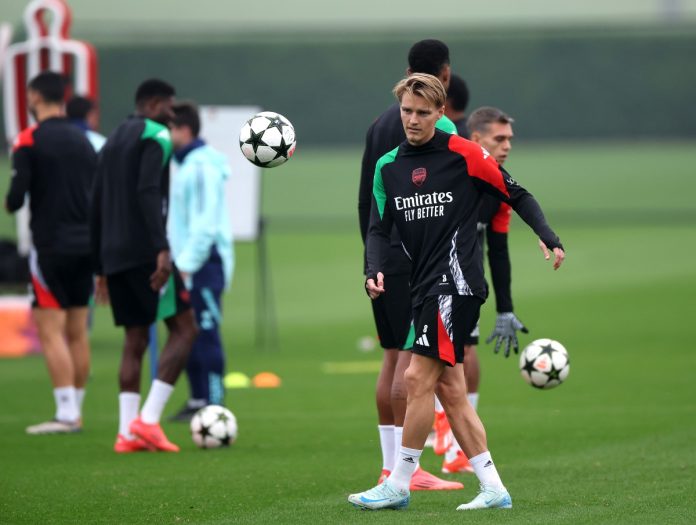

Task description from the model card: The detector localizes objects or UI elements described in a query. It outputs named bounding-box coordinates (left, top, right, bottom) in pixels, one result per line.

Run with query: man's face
left=471, top=122, right=514, bottom=165
left=400, top=92, right=444, bottom=146
left=145, top=96, right=175, bottom=125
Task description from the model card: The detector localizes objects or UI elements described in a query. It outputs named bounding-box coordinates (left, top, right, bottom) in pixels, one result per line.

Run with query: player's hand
left=150, top=250, right=172, bottom=291
left=486, top=312, right=529, bottom=357
left=365, top=272, right=385, bottom=300
left=539, top=240, right=565, bottom=270
left=94, top=275, right=109, bottom=305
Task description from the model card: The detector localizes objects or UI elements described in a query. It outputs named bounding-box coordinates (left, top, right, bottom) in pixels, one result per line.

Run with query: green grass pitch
left=0, top=142, right=695, bottom=524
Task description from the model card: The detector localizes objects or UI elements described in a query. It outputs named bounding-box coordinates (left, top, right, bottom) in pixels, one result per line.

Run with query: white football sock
left=187, top=398, right=207, bottom=409
left=75, top=388, right=86, bottom=418
left=393, top=426, right=403, bottom=467
left=54, top=386, right=79, bottom=423
left=389, top=446, right=422, bottom=491
left=119, top=392, right=140, bottom=439
left=140, top=379, right=174, bottom=424
left=470, top=451, right=505, bottom=490
left=434, top=395, right=444, bottom=413
left=467, top=392, right=479, bottom=411
left=378, top=425, right=395, bottom=471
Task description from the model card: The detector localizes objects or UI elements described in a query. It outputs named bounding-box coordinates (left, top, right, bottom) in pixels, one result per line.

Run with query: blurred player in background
left=444, top=74, right=470, bottom=138
left=167, top=101, right=234, bottom=421
left=5, top=72, right=96, bottom=434
left=440, top=106, right=529, bottom=474
left=91, top=79, right=198, bottom=453
left=350, top=73, right=565, bottom=511
left=358, top=39, right=462, bottom=491
left=66, top=96, right=106, bottom=152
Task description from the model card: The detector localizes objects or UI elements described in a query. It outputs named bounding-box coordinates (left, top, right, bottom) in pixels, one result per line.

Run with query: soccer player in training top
left=440, top=106, right=530, bottom=474
left=66, top=96, right=106, bottom=152
left=91, top=79, right=198, bottom=453
left=6, top=72, right=96, bottom=435
left=168, top=101, right=234, bottom=421
left=357, top=39, right=462, bottom=491
left=348, top=74, right=565, bottom=511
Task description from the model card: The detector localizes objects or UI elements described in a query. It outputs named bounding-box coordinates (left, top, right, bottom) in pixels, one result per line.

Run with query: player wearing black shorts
left=91, top=79, right=197, bottom=453
left=357, top=39, right=462, bottom=490
left=5, top=72, right=96, bottom=435
left=349, top=74, right=565, bottom=511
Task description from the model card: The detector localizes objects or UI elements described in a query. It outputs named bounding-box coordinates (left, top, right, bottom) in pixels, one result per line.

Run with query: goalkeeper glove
left=485, top=312, right=529, bottom=357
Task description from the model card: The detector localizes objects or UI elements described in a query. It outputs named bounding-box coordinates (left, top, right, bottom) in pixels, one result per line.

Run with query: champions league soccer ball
left=190, top=405, right=238, bottom=448
left=519, top=338, right=570, bottom=390
left=239, top=111, right=296, bottom=167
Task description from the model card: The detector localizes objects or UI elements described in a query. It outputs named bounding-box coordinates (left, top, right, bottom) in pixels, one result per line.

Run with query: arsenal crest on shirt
left=412, top=167, right=427, bottom=187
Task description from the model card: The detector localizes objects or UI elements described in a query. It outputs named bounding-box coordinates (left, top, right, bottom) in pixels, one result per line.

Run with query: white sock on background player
left=378, top=424, right=395, bottom=471
left=470, top=451, right=505, bottom=490
left=54, top=386, right=79, bottom=423
left=119, top=392, right=140, bottom=439
left=467, top=392, right=479, bottom=411
left=140, top=380, right=174, bottom=424
left=389, top=446, right=422, bottom=491
left=75, top=388, right=86, bottom=418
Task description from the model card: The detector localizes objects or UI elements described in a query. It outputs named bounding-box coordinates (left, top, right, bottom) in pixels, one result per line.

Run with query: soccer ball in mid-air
left=190, top=405, right=238, bottom=448
left=519, top=338, right=570, bottom=390
left=239, top=111, right=296, bottom=167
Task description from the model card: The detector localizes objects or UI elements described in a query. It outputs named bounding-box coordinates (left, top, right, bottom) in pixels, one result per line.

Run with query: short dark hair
left=171, top=101, right=201, bottom=137
left=27, top=71, right=66, bottom=104
left=66, top=96, right=95, bottom=120
left=134, top=78, right=175, bottom=106
left=408, top=39, right=450, bottom=76
left=467, top=106, right=515, bottom=135
left=447, top=74, right=470, bottom=112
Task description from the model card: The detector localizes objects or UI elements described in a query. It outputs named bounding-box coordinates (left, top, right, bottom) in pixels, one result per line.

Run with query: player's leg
left=28, top=307, right=81, bottom=433
left=348, top=352, right=444, bottom=510
left=375, top=348, right=397, bottom=482
left=65, top=307, right=90, bottom=419
left=442, top=339, right=479, bottom=474
left=133, top=268, right=196, bottom=451
left=172, top=258, right=225, bottom=421
left=370, top=281, right=403, bottom=482
left=434, top=296, right=511, bottom=510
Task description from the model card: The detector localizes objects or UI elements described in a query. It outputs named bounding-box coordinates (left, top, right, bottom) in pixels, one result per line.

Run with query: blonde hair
left=393, top=73, right=446, bottom=109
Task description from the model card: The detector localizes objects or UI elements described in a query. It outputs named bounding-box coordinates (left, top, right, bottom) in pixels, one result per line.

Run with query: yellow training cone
left=224, top=372, right=251, bottom=389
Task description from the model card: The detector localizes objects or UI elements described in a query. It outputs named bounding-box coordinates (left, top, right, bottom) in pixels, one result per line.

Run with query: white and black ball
left=239, top=111, right=296, bottom=168
left=190, top=405, right=238, bottom=448
left=519, top=338, right=570, bottom=390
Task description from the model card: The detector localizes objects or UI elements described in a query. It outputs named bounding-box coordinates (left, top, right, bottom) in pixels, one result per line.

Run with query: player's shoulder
left=12, top=124, right=39, bottom=152
left=446, top=133, right=490, bottom=160
left=140, top=118, right=171, bottom=143
left=435, top=114, right=458, bottom=135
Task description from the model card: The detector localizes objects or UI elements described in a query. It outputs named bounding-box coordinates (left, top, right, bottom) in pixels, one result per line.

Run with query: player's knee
left=436, top=381, right=466, bottom=408
left=403, top=365, right=430, bottom=398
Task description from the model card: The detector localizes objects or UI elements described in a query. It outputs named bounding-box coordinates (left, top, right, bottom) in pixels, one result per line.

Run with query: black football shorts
left=107, top=262, right=191, bottom=327
left=29, top=250, right=93, bottom=309
left=370, top=273, right=413, bottom=350
left=412, top=295, right=483, bottom=366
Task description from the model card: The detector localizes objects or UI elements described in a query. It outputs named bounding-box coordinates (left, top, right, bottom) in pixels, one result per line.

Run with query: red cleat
left=433, top=411, right=452, bottom=455
left=129, top=417, right=180, bottom=452
left=377, top=469, right=391, bottom=484
left=442, top=450, right=474, bottom=474
left=410, top=466, right=463, bottom=491
left=114, top=433, right=154, bottom=453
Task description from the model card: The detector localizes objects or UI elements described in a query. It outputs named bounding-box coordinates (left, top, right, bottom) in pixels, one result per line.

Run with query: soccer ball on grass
left=519, top=338, right=570, bottom=389
left=190, top=405, right=238, bottom=448
left=239, top=111, right=296, bottom=167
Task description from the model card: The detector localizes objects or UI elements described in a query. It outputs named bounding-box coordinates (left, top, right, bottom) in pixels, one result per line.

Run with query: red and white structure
left=3, top=0, right=98, bottom=142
